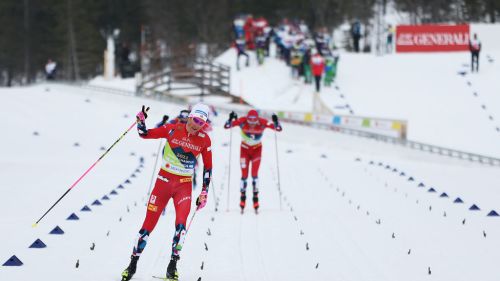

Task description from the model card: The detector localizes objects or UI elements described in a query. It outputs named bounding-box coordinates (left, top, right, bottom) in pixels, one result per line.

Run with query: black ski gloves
left=225, top=111, right=238, bottom=128
left=229, top=111, right=238, bottom=122
left=272, top=113, right=282, bottom=131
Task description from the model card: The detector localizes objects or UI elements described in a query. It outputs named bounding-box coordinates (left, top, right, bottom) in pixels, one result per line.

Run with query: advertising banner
left=396, top=24, right=470, bottom=52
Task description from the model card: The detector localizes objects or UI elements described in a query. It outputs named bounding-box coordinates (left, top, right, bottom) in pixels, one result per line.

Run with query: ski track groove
left=254, top=214, right=271, bottom=281
left=237, top=216, right=248, bottom=281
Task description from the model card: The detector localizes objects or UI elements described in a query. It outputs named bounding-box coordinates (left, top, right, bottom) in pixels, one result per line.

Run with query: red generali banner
left=396, top=24, right=470, bottom=52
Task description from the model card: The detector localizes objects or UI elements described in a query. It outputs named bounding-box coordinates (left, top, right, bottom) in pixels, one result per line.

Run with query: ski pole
left=274, top=131, right=282, bottom=211
left=210, top=178, right=218, bottom=212
left=177, top=207, right=198, bottom=252
left=186, top=209, right=198, bottom=232
left=226, top=128, right=233, bottom=212
left=146, top=140, right=164, bottom=197
left=33, top=116, right=143, bottom=227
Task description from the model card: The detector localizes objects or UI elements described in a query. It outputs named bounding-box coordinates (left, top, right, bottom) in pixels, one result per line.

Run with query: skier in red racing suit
left=224, top=109, right=282, bottom=212
left=121, top=103, right=212, bottom=281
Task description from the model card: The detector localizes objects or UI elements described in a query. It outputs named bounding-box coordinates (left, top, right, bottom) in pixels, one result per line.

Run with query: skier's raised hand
left=272, top=113, right=282, bottom=131
left=229, top=111, right=238, bottom=121
left=136, top=105, right=150, bottom=136
left=271, top=113, right=279, bottom=125
left=136, top=105, right=149, bottom=123
left=225, top=111, right=237, bottom=128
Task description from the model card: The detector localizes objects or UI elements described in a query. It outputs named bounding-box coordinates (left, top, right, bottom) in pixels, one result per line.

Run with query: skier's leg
left=244, top=51, right=250, bottom=66
left=305, top=65, right=312, bottom=83
left=315, top=75, right=321, bottom=92
left=122, top=178, right=171, bottom=280
left=250, top=146, right=262, bottom=210
left=134, top=178, right=171, bottom=256
left=476, top=53, right=480, bottom=72
left=240, top=146, right=250, bottom=179
left=240, top=178, right=248, bottom=209
left=166, top=179, right=192, bottom=280
left=240, top=145, right=250, bottom=209
left=250, top=146, right=262, bottom=179
left=471, top=53, right=474, bottom=72
left=170, top=180, right=193, bottom=259
left=237, top=52, right=241, bottom=70
left=252, top=177, right=259, bottom=210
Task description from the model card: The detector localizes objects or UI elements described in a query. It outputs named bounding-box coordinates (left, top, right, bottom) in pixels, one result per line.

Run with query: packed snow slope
left=215, top=24, right=500, bottom=158
left=1, top=83, right=500, bottom=281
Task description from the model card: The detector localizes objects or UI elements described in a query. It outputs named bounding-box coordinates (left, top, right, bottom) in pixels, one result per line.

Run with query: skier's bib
left=161, top=142, right=194, bottom=177
left=241, top=131, right=263, bottom=146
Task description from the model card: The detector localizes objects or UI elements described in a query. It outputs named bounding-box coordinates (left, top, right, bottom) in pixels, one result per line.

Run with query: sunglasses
left=247, top=116, right=258, bottom=124
left=192, top=117, right=206, bottom=126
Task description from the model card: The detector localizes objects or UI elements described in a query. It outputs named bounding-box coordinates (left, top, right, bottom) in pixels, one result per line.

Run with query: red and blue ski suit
left=224, top=116, right=281, bottom=208
left=131, top=122, right=212, bottom=259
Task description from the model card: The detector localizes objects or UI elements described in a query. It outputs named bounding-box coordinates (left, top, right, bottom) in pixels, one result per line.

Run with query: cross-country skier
left=121, top=103, right=213, bottom=281
left=169, top=109, right=190, bottom=124
left=235, top=36, right=250, bottom=71
left=224, top=110, right=282, bottom=213
left=310, top=49, right=325, bottom=92
left=156, top=115, right=170, bottom=128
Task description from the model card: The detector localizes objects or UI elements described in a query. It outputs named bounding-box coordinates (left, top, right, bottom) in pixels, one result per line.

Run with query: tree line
left=0, top=0, right=498, bottom=86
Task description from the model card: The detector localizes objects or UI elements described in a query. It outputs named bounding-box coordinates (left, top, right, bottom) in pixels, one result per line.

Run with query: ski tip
left=32, top=223, right=38, bottom=228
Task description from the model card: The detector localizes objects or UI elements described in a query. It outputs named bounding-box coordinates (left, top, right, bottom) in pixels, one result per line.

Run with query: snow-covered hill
left=1, top=83, right=500, bottom=281
left=215, top=24, right=500, bottom=157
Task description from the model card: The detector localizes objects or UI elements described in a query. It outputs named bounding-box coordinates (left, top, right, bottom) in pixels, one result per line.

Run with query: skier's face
left=247, top=116, right=258, bottom=126
left=186, top=117, right=205, bottom=134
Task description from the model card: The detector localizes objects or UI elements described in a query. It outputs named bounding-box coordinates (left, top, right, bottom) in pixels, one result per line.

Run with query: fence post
left=200, top=59, right=205, bottom=102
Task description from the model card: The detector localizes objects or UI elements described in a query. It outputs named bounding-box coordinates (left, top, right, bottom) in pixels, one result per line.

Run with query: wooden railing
left=136, top=57, right=239, bottom=103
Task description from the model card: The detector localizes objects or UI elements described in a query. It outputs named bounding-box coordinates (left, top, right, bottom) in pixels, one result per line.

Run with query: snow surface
left=89, top=76, right=137, bottom=92
left=1, top=83, right=500, bottom=281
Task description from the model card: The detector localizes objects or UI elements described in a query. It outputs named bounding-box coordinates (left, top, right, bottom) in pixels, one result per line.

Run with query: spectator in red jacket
left=310, top=49, right=325, bottom=92
left=244, top=15, right=255, bottom=50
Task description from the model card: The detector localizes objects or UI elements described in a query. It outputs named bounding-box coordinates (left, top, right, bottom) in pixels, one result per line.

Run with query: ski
left=152, top=275, right=176, bottom=281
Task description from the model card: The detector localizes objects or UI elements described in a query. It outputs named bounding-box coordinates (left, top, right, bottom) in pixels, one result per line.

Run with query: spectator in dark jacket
left=351, top=20, right=362, bottom=53
left=469, top=33, right=481, bottom=73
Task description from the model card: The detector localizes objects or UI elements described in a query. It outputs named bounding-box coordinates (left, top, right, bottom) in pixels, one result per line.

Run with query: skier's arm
left=265, top=114, right=282, bottom=131
left=224, top=111, right=240, bottom=129
left=136, top=106, right=175, bottom=140
left=201, top=138, right=213, bottom=191
left=195, top=137, right=212, bottom=210
left=140, top=124, right=175, bottom=139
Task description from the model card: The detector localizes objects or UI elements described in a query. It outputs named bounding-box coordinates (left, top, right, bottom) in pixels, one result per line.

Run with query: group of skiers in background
left=232, top=15, right=340, bottom=93
left=232, top=14, right=271, bottom=70
left=121, top=104, right=281, bottom=281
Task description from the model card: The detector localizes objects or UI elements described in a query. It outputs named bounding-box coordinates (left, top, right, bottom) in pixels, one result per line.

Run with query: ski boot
left=121, top=255, right=139, bottom=281
left=166, top=256, right=179, bottom=281
left=253, top=192, right=259, bottom=214
left=240, top=192, right=246, bottom=214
